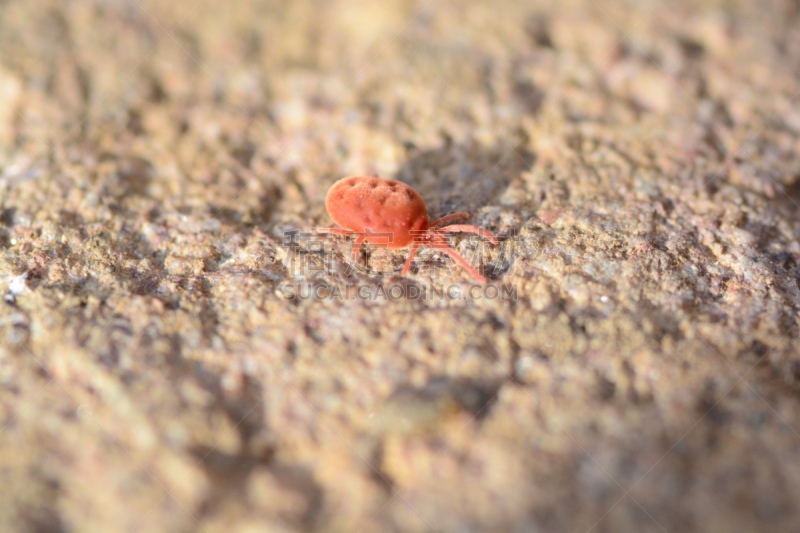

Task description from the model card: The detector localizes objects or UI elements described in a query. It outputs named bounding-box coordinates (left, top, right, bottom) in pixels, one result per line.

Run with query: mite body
left=318, top=176, right=497, bottom=283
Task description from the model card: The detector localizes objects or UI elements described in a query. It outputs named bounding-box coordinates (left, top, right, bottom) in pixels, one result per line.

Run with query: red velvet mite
left=317, top=176, right=497, bottom=283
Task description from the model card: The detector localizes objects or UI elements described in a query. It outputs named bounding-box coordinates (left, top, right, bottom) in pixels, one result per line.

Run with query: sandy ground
left=1, top=0, right=800, bottom=532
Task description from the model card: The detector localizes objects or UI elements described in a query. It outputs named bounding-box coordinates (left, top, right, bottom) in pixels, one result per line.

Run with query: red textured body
left=325, top=176, right=428, bottom=248
left=319, top=175, right=498, bottom=283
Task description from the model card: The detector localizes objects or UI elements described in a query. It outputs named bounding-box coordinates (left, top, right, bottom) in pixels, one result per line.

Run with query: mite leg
left=432, top=236, right=487, bottom=284
left=438, top=224, right=497, bottom=245
left=401, top=243, right=421, bottom=276
left=430, top=212, right=469, bottom=228
left=316, top=226, right=355, bottom=235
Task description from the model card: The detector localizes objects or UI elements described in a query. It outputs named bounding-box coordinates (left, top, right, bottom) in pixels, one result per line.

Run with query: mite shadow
left=393, top=136, right=534, bottom=219
left=392, top=137, right=534, bottom=280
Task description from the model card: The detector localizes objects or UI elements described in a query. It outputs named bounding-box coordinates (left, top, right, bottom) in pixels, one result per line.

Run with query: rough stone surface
left=1, top=1, right=800, bottom=532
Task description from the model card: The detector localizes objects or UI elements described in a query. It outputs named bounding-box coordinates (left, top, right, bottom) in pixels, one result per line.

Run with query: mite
left=317, top=176, right=497, bottom=283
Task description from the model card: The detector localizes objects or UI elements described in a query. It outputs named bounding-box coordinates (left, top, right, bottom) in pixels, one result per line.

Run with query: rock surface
left=1, top=1, right=800, bottom=532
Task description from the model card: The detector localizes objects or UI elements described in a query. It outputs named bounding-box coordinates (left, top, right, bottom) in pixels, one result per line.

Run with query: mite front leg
left=438, top=224, right=497, bottom=245
left=432, top=235, right=488, bottom=283
left=430, top=212, right=469, bottom=229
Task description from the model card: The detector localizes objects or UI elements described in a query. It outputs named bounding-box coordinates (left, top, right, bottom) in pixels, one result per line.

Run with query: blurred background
left=1, top=1, right=800, bottom=532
